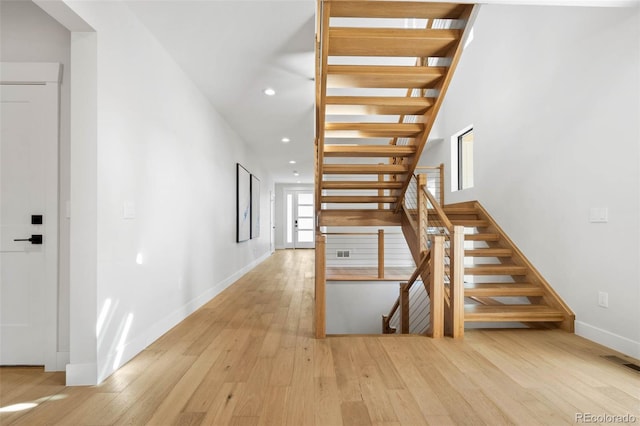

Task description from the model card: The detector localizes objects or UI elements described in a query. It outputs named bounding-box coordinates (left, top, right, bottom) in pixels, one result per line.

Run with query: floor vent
left=602, top=355, right=640, bottom=373
left=336, top=250, right=351, bottom=258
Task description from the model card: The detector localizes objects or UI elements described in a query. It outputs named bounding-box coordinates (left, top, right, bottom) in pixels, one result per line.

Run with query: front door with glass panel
left=284, top=190, right=314, bottom=249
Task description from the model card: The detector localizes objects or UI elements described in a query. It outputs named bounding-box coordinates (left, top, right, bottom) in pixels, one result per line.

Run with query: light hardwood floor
left=1, top=249, right=638, bottom=425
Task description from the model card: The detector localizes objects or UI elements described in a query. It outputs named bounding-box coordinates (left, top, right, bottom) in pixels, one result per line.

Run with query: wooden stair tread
left=463, top=248, right=512, bottom=257
left=451, top=219, right=489, bottom=227
left=325, top=96, right=433, bottom=115
left=464, top=304, right=565, bottom=322
left=323, top=164, right=409, bottom=174
left=330, top=2, right=470, bottom=19
left=325, top=122, right=423, bottom=138
left=322, top=181, right=403, bottom=190
left=326, top=65, right=445, bottom=89
left=463, top=265, right=528, bottom=276
left=321, top=195, right=397, bottom=203
left=464, top=233, right=500, bottom=241
left=443, top=206, right=478, bottom=214
left=329, top=28, right=459, bottom=57
left=324, top=144, right=416, bottom=157
left=464, top=282, right=544, bottom=297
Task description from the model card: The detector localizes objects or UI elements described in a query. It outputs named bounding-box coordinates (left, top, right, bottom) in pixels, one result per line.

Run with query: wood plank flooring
left=1, top=249, right=638, bottom=425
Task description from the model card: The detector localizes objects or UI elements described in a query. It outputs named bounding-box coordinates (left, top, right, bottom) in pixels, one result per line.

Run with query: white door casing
left=0, top=62, right=60, bottom=370
left=284, top=190, right=315, bottom=249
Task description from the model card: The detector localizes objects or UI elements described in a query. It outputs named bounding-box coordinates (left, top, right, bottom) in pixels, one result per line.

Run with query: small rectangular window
left=458, top=128, right=474, bottom=190
left=452, top=127, right=473, bottom=192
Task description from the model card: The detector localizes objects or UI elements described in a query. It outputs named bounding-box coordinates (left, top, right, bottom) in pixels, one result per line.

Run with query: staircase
left=313, top=1, right=574, bottom=338
left=316, top=1, right=476, bottom=225
left=444, top=201, right=574, bottom=331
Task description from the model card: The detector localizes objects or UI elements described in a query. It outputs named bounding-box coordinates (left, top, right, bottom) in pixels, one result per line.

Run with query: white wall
left=0, top=0, right=72, bottom=362
left=424, top=4, right=640, bottom=357
left=41, top=0, right=274, bottom=384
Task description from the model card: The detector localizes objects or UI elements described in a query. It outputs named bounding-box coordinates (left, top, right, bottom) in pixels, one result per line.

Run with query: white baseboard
left=575, top=321, right=640, bottom=359
left=95, top=251, right=273, bottom=384
left=66, top=362, right=98, bottom=386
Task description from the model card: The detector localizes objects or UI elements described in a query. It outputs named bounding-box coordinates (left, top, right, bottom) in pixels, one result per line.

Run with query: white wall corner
left=66, top=362, right=98, bottom=386
left=575, top=321, right=640, bottom=359
left=56, top=352, right=71, bottom=371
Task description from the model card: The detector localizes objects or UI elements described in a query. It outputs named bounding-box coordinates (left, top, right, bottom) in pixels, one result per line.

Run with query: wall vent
left=336, top=250, right=350, bottom=258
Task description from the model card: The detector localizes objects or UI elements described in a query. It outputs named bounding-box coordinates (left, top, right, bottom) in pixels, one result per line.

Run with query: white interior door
left=284, top=190, right=315, bottom=249
left=1, top=64, right=59, bottom=368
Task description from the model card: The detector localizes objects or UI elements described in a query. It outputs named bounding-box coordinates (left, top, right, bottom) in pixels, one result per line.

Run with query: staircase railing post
left=399, top=283, right=410, bottom=334
left=417, top=174, right=428, bottom=254
left=429, top=235, right=445, bottom=338
left=438, top=163, right=445, bottom=206
left=450, top=226, right=465, bottom=338
left=378, top=229, right=384, bottom=279
left=315, top=233, right=326, bottom=338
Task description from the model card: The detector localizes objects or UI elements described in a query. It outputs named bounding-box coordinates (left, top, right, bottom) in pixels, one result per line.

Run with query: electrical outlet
left=589, top=207, right=608, bottom=223
left=598, top=291, right=609, bottom=308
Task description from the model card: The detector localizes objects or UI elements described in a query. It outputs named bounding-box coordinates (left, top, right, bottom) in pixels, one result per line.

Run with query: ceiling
left=125, top=0, right=317, bottom=184
left=123, top=0, right=637, bottom=185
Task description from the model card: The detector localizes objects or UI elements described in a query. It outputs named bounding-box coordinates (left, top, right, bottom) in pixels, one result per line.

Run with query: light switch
left=589, top=207, right=608, bottom=223
left=123, top=201, right=136, bottom=219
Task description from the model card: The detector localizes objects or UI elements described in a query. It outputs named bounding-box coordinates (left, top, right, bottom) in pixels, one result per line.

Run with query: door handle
left=13, top=235, right=43, bottom=245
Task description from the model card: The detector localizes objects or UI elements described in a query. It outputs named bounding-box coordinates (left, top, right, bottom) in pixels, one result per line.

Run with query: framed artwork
left=236, top=163, right=251, bottom=242
left=251, top=174, right=260, bottom=239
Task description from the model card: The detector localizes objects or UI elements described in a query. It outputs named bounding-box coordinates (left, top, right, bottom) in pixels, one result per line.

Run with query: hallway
left=1, top=249, right=638, bottom=425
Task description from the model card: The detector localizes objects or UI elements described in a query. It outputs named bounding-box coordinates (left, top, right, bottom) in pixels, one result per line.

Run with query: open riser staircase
left=313, top=1, right=574, bottom=338
left=381, top=180, right=575, bottom=336
left=316, top=1, right=475, bottom=224
left=444, top=201, right=574, bottom=330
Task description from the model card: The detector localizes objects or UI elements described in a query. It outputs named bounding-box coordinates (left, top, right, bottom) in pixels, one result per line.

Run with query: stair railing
left=322, top=229, right=413, bottom=280
left=419, top=179, right=465, bottom=338
left=382, top=235, right=445, bottom=337
left=415, top=163, right=445, bottom=206
left=391, top=172, right=465, bottom=337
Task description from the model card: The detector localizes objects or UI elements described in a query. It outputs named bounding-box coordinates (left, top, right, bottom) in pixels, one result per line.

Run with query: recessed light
left=297, top=180, right=301, bottom=184
left=293, top=171, right=299, bottom=176
left=281, top=137, right=290, bottom=143
left=289, top=160, right=296, bottom=164
left=263, top=88, right=276, bottom=96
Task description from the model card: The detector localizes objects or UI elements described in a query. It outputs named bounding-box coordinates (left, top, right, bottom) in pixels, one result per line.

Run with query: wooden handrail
left=422, top=184, right=453, bottom=232
left=415, top=164, right=445, bottom=206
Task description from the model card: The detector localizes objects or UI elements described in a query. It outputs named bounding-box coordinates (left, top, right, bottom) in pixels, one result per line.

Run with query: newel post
left=399, top=283, right=410, bottom=334
left=449, top=226, right=465, bottom=338
left=429, top=235, right=445, bottom=338
left=315, top=233, right=326, bottom=338
left=378, top=229, right=384, bottom=279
